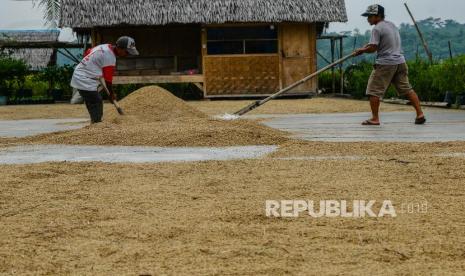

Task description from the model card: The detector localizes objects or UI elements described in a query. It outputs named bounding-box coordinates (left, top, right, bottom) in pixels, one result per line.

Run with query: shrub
left=407, top=60, right=439, bottom=101
left=0, top=56, right=29, bottom=98
left=344, top=62, right=373, bottom=99
left=430, top=56, right=465, bottom=100
left=34, top=65, right=74, bottom=97
left=23, top=75, right=49, bottom=97
left=318, top=71, right=342, bottom=94
left=341, top=55, right=465, bottom=101
left=114, top=84, right=141, bottom=99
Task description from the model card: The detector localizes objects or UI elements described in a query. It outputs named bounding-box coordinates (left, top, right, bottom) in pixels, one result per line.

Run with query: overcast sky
left=331, top=0, right=465, bottom=32
left=0, top=0, right=464, bottom=40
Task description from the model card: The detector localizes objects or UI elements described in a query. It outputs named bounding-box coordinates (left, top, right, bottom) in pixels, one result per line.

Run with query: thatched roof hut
left=60, top=0, right=347, bottom=28
left=60, top=0, right=347, bottom=98
left=0, top=30, right=60, bottom=70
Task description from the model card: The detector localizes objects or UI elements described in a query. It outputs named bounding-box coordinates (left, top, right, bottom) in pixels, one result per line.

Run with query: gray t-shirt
left=369, top=20, right=406, bottom=65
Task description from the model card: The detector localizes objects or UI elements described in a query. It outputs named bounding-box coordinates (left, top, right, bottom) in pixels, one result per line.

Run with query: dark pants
left=78, top=90, right=103, bottom=123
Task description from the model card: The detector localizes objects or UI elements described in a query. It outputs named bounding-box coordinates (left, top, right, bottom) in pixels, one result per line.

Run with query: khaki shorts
left=366, top=63, right=413, bottom=98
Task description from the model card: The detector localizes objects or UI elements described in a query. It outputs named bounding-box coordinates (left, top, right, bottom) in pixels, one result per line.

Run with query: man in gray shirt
left=354, top=4, right=426, bottom=125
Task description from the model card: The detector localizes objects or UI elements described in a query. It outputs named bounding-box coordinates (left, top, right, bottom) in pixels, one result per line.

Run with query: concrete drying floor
left=0, top=145, right=277, bottom=164
left=2, top=111, right=465, bottom=143
left=256, top=111, right=465, bottom=142
left=1, top=110, right=465, bottom=164
left=0, top=118, right=87, bottom=138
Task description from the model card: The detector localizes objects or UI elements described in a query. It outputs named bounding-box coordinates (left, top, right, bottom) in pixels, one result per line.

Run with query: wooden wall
left=92, top=25, right=202, bottom=75
left=280, top=23, right=317, bottom=94
left=203, top=23, right=317, bottom=97
left=90, top=23, right=317, bottom=97
left=94, top=25, right=201, bottom=56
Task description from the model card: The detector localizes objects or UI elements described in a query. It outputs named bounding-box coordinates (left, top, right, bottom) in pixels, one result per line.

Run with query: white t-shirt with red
left=71, top=44, right=116, bottom=91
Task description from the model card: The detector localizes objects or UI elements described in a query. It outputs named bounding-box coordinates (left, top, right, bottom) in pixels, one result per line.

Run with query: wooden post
left=404, top=3, right=433, bottom=64
left=278, top=24, right=283, bottom=89
left=90, top=29, right=99, bottom=48
left=330, top=38, right=335, bottom=94
left=201, top=26, right=207, bottom=97
left=448, top=40, right=453, bottom=59
left=48, top=50, right=58, bottom=98
left=49, top=47, right=58, bottom=67
left=339, top=37, right=344, bottom=95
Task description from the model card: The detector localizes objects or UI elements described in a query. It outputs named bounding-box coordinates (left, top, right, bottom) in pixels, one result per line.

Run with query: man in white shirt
left=71, top=36, right=139, bottom=123
left=354, top=5, right=426, bottom=126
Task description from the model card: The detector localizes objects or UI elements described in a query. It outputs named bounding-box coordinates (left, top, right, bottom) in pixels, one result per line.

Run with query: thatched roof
left=0, top=30, right=60, bottom=43
left=0, top=30, right=60, bottom=70
left=60, top=0, right=347, bottom=28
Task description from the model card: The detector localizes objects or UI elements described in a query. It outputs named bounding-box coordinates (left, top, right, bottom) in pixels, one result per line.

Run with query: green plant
left=56, top=64, right=74, bottom=95
left=34, top=65, right=74, bottom=96
left=430, top=56, right=465, bottom=100
left=23, top=75, right=49, bottom=97
left=0, top=56, right=28, bottom=98
left=114, top=84, right=141, bottom=100
left=341, top=55, right=465, bottom=101
left=407, top=60, right=438, bottom=101
left=318, top=71, right=342, bottom=94
left=344, top=62, right=373, bottom=99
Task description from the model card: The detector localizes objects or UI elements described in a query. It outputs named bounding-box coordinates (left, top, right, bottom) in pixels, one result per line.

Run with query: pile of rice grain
left=26, top=86, right=288, bottom=147
left=106, top=86, right=207, bottom=122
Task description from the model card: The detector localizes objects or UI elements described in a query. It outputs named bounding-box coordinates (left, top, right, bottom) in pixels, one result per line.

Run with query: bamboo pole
left=404, top=3, right=433, bottom=64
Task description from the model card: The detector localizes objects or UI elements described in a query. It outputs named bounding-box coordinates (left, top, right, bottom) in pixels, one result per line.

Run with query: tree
left=37, top=0, right=60, bottom=28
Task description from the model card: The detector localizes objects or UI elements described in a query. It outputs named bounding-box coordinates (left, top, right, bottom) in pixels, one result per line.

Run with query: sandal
left=362, top=120, right=381, bottom=126
left=415, top=116, right=426, bottom=125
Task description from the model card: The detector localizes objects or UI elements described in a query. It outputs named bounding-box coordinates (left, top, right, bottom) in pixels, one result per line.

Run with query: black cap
left=362, top=4, right=385, bottom=17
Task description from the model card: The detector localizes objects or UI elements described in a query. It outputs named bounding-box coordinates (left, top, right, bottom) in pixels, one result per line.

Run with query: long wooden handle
left=234, top=53, right=356, bottom=116
left=98, top=78, right=124, bottom=115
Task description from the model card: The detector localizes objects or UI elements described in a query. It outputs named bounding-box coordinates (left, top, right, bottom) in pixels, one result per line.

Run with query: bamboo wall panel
left=204, top=55, right=280, bottom=96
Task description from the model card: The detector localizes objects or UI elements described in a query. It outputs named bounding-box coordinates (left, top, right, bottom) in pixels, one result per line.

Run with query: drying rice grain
left=23, top=86, right=288, bottom=147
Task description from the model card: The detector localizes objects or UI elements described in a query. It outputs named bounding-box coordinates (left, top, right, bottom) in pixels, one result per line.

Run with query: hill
left=318, top=18, right=465, bottom=68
